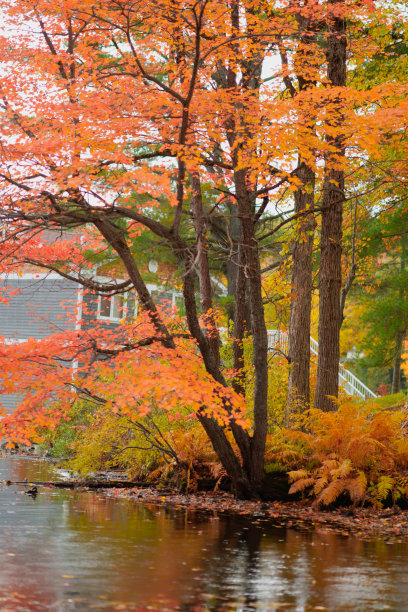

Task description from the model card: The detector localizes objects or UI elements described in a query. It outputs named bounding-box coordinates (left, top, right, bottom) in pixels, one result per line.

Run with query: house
left=0, top=252, right=182, bottom=414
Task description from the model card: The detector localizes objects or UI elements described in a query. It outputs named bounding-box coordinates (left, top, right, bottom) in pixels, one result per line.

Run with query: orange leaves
left=0, top=309, right=249, bottom=444
left=0, top=0, right=406, bottom=214
left=0, top=0, right=407, bottom=474
left=270, top=401, right=408, bottom=506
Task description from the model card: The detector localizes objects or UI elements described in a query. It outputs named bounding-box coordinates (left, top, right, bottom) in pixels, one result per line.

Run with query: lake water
left=0, top=456, right=407, bottom=611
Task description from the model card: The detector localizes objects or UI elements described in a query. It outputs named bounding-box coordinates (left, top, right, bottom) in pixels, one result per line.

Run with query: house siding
left=0, top=275, right=80, bottom=415
left=0, top=276, right=79, bottom=340
left=1, top=393, right=22, bottom=415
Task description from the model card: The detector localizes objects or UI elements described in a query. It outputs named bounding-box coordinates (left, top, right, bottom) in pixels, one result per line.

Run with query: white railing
left=338, top=363, right=377, bottom=399
left=267, top=329, right=377, bottom=400
left=221, top=328, right=377, bottom=400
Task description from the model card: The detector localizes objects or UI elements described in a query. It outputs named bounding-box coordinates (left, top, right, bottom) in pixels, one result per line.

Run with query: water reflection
left=0, top=456, right=406, bottom=610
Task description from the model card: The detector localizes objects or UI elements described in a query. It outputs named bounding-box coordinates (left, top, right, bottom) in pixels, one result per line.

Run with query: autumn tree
left=0, top=0, right=406, bottom=496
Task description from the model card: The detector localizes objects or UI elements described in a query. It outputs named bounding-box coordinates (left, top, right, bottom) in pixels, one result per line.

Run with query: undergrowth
left=266, top=401, right=408, bottom=508
left=40, top=356, right=408, bottom=508
left=42, top=401, right=222, bottom=490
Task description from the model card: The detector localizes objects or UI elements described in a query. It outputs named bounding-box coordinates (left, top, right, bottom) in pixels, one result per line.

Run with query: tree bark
left=283, top=13, right=318, bottom=418
left=235, top=169, right=268, bottom=488
left=190, top=173, right=252, bottom=478
left=191, top=172, right=220, bottom=369
left=392, top=329, right=405, bottom=395
left=287, top=161, right=315, bottom=417
left=314, top=0, right=347, bottom=411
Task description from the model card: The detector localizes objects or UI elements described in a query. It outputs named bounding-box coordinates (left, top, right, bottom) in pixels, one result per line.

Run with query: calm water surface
left=0, top=456, right=407, bottom=611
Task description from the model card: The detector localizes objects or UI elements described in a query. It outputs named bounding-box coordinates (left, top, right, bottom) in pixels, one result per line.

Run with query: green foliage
left=369, top=392, right=407, bottom=410
left=38, top=401, right=93, bottom=459
left=346, top=203, right=408, bottom=391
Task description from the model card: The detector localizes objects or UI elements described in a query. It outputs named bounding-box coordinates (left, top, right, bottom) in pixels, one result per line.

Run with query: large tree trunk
left=314, top=0, right=347, bottom=412
left=235, top=169, right=269, bottom=489
left=191, top=172, right=253, bottom=479
left=287, top=161, right=315, bottom=417
left=283, top=12, right=318, bottom=418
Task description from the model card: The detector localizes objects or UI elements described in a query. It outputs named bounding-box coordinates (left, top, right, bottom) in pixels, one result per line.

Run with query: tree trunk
left=235, top=169, right=268, bottom=488
left=314, top=0, right=347, bottom=412
left=191, top=172, right=220, bottom=369
left=287, top=161, right=315, bottom=417
left=391, top=330, right=404, bottom=395
left=190, top=173, right=253, bottom=478
left=95, top=217, right=256, bottom=497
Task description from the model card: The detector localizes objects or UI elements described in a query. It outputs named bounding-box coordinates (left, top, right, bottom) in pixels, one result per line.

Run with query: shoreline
left=107, top=485, right=408, bottom=544
left=4, top=453, right=408, bottom=543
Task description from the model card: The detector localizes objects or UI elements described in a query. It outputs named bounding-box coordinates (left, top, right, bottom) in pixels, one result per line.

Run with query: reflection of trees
left=3, top=458, right=408, bottom=610
left=1, top=456, right=57, bottom=483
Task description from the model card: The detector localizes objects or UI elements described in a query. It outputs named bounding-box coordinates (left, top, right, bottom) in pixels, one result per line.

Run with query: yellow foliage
left=288, top=469, right=309, bottom=482
left=313, top=476, right=328, bottom=495
left=69, top=403, right=216, bottom=486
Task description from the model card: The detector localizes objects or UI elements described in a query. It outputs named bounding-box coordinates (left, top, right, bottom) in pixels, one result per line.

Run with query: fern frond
left=346, top=472, right=367, bottom=503
left=320, top=459, right=339, bottom=473
left=316, top=479, right=346, bottom=506
left=376, top=475, right=394, bottom=501
left=288, top=469, right=309, bottom=483
left=313, top=476, right=328, bottom=495
left=280, top=449, right=302, bottom=459
left=207, top=462, right=226, bottom=479
left=396, top=439, right=408, bottom=465
left=289, top=477, right=315, bottom=495
left=330, top=458, right=352, bottom=479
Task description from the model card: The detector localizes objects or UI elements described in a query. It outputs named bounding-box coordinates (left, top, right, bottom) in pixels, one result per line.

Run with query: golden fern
left=375, top=475, right=394, bottom=501
left=396, top=439, right=408, bottom=466
left=330, top=458, right=352, bottom=480
left=320, top=459, right=340, bottom=473
left=313, top=476, right=328, bottom=495
left=316, top=479, right=346, bottom=507
left=288, top=469, right=309, bottom=483
left=289, top=477, right=316, bottom=495
left=346, top=471, right=367, bottom=504
left=277, top=403, right=408, bottom=507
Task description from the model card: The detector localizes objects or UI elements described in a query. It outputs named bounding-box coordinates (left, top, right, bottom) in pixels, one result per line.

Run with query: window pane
left=112, top=295, right=124, bottom=319
left=125, top=291, right=138, bottom=318
left=99, top=295, right=111, bottom=318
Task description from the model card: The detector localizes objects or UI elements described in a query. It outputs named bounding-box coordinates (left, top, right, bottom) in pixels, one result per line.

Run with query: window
left=98, top=293, right=125, bottom=321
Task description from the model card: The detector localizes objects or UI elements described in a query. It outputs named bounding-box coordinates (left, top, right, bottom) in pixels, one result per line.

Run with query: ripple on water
left=0, top=456, right=408, bottom=611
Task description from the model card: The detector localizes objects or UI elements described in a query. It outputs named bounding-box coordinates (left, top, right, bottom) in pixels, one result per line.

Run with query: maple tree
left=0, top=0, right=407, bottom=498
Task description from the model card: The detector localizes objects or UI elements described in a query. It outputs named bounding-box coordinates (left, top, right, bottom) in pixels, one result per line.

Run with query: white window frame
left=97, top=292, right=127, bottom=322
left=95, top=282, right=182, bottom=322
